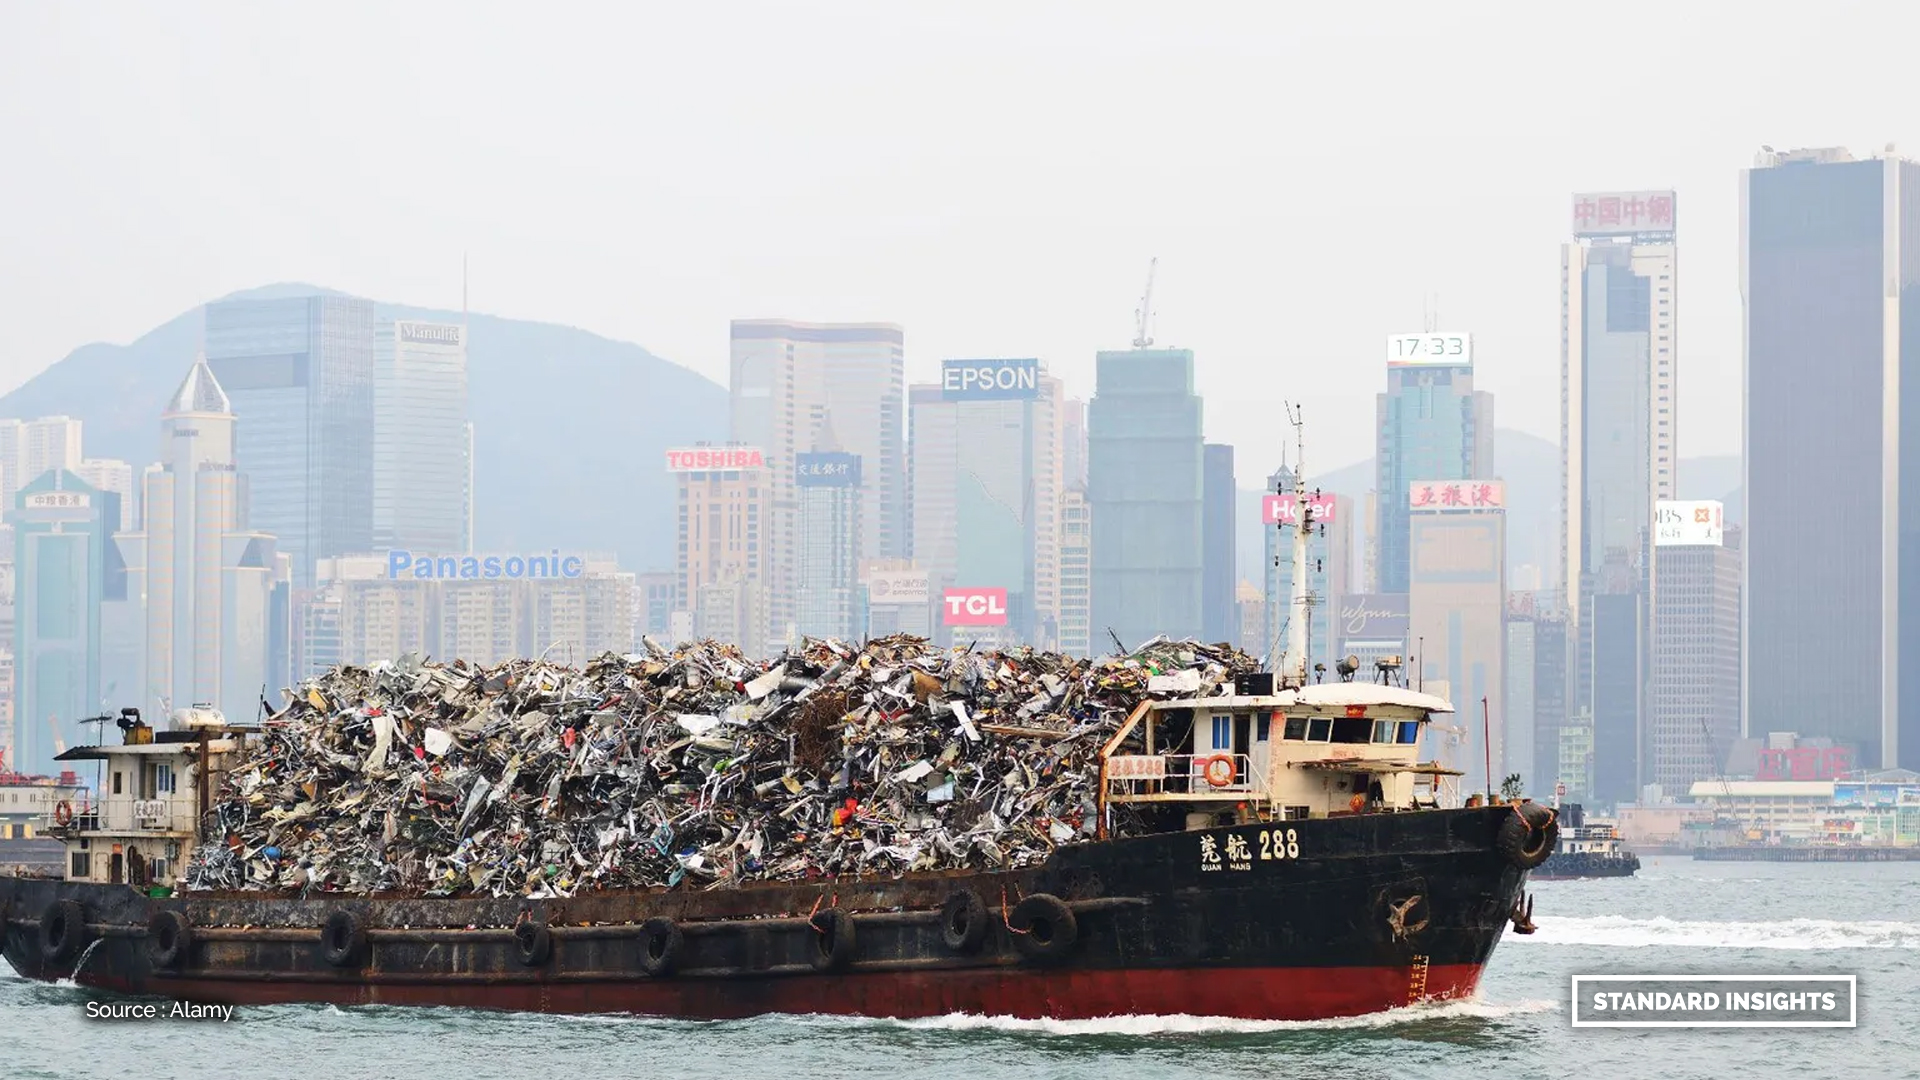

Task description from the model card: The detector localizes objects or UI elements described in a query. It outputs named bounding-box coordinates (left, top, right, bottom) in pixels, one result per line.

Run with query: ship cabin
left=1098, top=671, right=1464, bottom=831
left=46, top=707, right=251, bottom=893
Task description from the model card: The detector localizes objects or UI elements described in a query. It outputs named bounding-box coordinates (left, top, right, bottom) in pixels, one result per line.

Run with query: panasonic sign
left=941, top=358, right=1040, bottom=401
left=388, top=549, right=587, bottom=581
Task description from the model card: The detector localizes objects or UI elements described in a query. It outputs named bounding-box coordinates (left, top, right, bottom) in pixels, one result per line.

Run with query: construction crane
left=1132, top=257, right=1158, bottom=348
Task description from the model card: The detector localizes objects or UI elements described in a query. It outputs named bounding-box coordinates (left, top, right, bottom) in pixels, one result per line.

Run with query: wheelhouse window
left=1256, top=714, right=1271, bottom=741
left=1372, top=720, right=1396, bottom=743
left=1284, top=716, right=1308, bottom=741
left=1331, top=718, right=1371, bottom=744
left=1397, top=720, right=1421, bottom=744
left=1306, top=717, right=1333, bottom=742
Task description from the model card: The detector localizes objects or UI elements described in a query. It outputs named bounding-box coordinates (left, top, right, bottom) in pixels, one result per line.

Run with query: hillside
left=0, top=284, right=726, bottom=573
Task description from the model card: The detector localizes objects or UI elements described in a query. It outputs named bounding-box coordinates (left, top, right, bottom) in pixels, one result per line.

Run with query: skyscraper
left=670, top=445, right=768, bottom=656
left=0, top=416, right=84, bottom=514
left=1505, top=596, right=1569, bottom=795
left=729, top=321, right=905, bottom=645
left=1376, top=332, right=1493, bottom=594
left=1561, top=189, right=1677, bottom=793
left=908, top=361, right=1061, bottom=646
left=793, top=449, right=862, bottom=641
left=1202, top=444, right=1237, bottom=646
left=8, top=470, right=125, bottom=775
left=1650, top=504, right=1740, bottom=795
left=204, top=294, right=376, bottom=588
left=75, top=459, right=135, bottom=532
left=1407, top=479, right=1507, bottom=777
left=1743, top=148, right=1920, bottom=769
left=127, top=361, right=292, bottom=721
left=1057, top=487, right=1091, bottom=656
left=1088, top=348, right=1203, bottom=648
left=373, top=320, right=470, bottom=555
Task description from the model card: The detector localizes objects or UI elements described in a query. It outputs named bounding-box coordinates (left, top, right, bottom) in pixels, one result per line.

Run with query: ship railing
left=1103, top=752, right=1260, bottom=800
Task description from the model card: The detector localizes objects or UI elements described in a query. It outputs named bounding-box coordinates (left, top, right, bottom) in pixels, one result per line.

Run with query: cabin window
left=1398, top=721, right=1421, bottom=744
left=1210, top=716, right=1231, bottom=749
left=112, top=772, right=123, bottom=795
left=1331, top=718, right=1371, bottom=744
left=149, top=858, right=169, bottom=881
left=1307, top=717, right=1333, bottom=742
left=1373, top=720, right=1396, bottom=743
left=154, top=764, right=175, bottom=794
left=70, top=852, right=90, bottom=878
left=1284, top=716, right=1307, bottom=741
left=1256, top=715, right=1270, bottom=741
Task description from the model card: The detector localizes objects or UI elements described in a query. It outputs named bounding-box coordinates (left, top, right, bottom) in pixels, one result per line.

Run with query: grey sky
left=2, top=1, right=1913, bottom=475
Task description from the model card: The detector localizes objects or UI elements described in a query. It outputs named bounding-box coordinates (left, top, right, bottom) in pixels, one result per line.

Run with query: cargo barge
left=0, top=458, right=1555, bottom=1022
left=1533, top=804, right=1639, bottom=880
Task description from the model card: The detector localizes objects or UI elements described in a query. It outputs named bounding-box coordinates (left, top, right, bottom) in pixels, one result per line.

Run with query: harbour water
left=3, top=858, right=1909, bottom=1080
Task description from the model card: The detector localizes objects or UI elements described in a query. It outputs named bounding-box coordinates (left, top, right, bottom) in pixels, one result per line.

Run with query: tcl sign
left=942, top=588, right=1008, bottom=626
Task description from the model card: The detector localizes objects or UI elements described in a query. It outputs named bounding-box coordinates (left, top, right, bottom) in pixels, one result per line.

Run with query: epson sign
left=399, top=322, right=462, bottom=347
left=941, top=358, right=1040, bottom=401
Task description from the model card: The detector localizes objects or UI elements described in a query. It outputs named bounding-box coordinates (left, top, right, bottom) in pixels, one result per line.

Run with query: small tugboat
left=1534, top=803, right=1639, bottom=880
left=0, top=421, right=1556, bottom=1022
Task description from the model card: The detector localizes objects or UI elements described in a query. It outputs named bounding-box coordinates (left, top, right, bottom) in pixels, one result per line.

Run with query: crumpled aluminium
left=183, top=635, right=1259, bottom=898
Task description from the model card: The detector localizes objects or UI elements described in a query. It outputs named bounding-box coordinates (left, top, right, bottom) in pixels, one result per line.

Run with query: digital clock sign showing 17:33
left=1386, top=332, right=1473, bottom=366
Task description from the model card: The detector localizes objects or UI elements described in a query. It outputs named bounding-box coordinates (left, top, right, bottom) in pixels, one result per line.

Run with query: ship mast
left=1278, top=404, right=1317, bottom=689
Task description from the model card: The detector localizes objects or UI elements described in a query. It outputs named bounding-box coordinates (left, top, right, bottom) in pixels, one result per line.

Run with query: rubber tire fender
left=808, top=907, right=858, bottom=972
left=320, top=908, right=368, bottom=968
left=39, top=899, right=89, bottom=966
left=940, top=889, right=988, bottom=954
left=513, top=919, right=552, bottom=967
left=1498, top=804, right=1559, bottom=870
left=1009, top=893, right=1078, bottom=963
left=146, top=909, right=192, bottom=970
left=639, top=917, right=682, bottom=977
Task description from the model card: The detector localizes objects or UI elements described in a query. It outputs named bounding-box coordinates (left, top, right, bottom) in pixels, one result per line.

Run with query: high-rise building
left=1407, top=479, right=1507, bottom=776
left=373, top=320, right=469, bottom=555
left=1202, top=444, right=1237, bottom=645
left=1561, top=189, right=1677, bottom=789
left=1057, top=488, right=1092, bottom=656
left=1505, top=594, right=1570, bottom=796
left=8, top=470, right=126, bottom=775
left=75, top=460, right=135, bottom=532
left=1376, top=333, right=1493, bottom=594
left=635, top=571, right=677, bottom=640
left=908, top=361, right=1061, bottom=646
left=205, top=295, right=376, bottom=587
left=124, top=361, right=293, bottom=721
left=0, top=416, right=84, bottom=514
left=729, top=321, right=905, bottom=645
left=1261, top=472, right=1351, bottom=673
left=1235, top=579, right=1263, bottom=654
left=1088, top=348, right=1203, bottom=648
left=670, top=446, right=768, bottom=656
left=1061, top=397, right=1088, bottom=490
left=1743, top=148, right=1920, bottom=769
left=1650, top=503, right=1741, bottom=795
left=862, top=560, right=932, bottom=639
left=793, top=450, right=862, bottom=641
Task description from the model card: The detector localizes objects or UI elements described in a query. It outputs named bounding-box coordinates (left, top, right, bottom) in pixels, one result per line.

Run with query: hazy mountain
left=0, top=284, right=725, bottom=573
left=1235, top=431, right=1739, bottom=591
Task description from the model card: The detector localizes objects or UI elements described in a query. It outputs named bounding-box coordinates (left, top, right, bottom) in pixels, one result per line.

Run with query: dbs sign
left=942, top=588, right=1009, bottom=626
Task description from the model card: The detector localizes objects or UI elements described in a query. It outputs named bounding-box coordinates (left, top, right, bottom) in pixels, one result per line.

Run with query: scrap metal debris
left=183, top=635, right=1259, bottom=898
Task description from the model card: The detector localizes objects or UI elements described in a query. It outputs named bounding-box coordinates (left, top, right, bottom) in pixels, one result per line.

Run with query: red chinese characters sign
left=1408, top=480, right=1505, bottom=511
left=1571, top=190, right=1676, bottom=238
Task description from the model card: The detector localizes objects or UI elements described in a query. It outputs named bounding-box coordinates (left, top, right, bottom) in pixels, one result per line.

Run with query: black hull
left=1533, top=851, right=1640, bottom=880
left=0, top=806, right=1532, bottom=1021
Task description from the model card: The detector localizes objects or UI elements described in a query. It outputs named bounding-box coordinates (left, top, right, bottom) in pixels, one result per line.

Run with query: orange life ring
left=54, top=800, right=73, bottom=826
left=1203, top=755, right=1237, bottom=788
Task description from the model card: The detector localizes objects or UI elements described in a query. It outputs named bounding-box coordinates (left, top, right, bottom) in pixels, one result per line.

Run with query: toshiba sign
left=942, top=588, right=1008, bottom=626
left=664, top=446, right=766, bottom=471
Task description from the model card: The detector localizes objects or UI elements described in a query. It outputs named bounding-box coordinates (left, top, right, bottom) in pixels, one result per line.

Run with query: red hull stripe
left=90, top=963, right=1486, bottom=1022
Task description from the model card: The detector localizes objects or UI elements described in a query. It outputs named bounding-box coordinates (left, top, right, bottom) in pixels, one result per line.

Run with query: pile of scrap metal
left=182, top=635, right=1258, bottom=898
